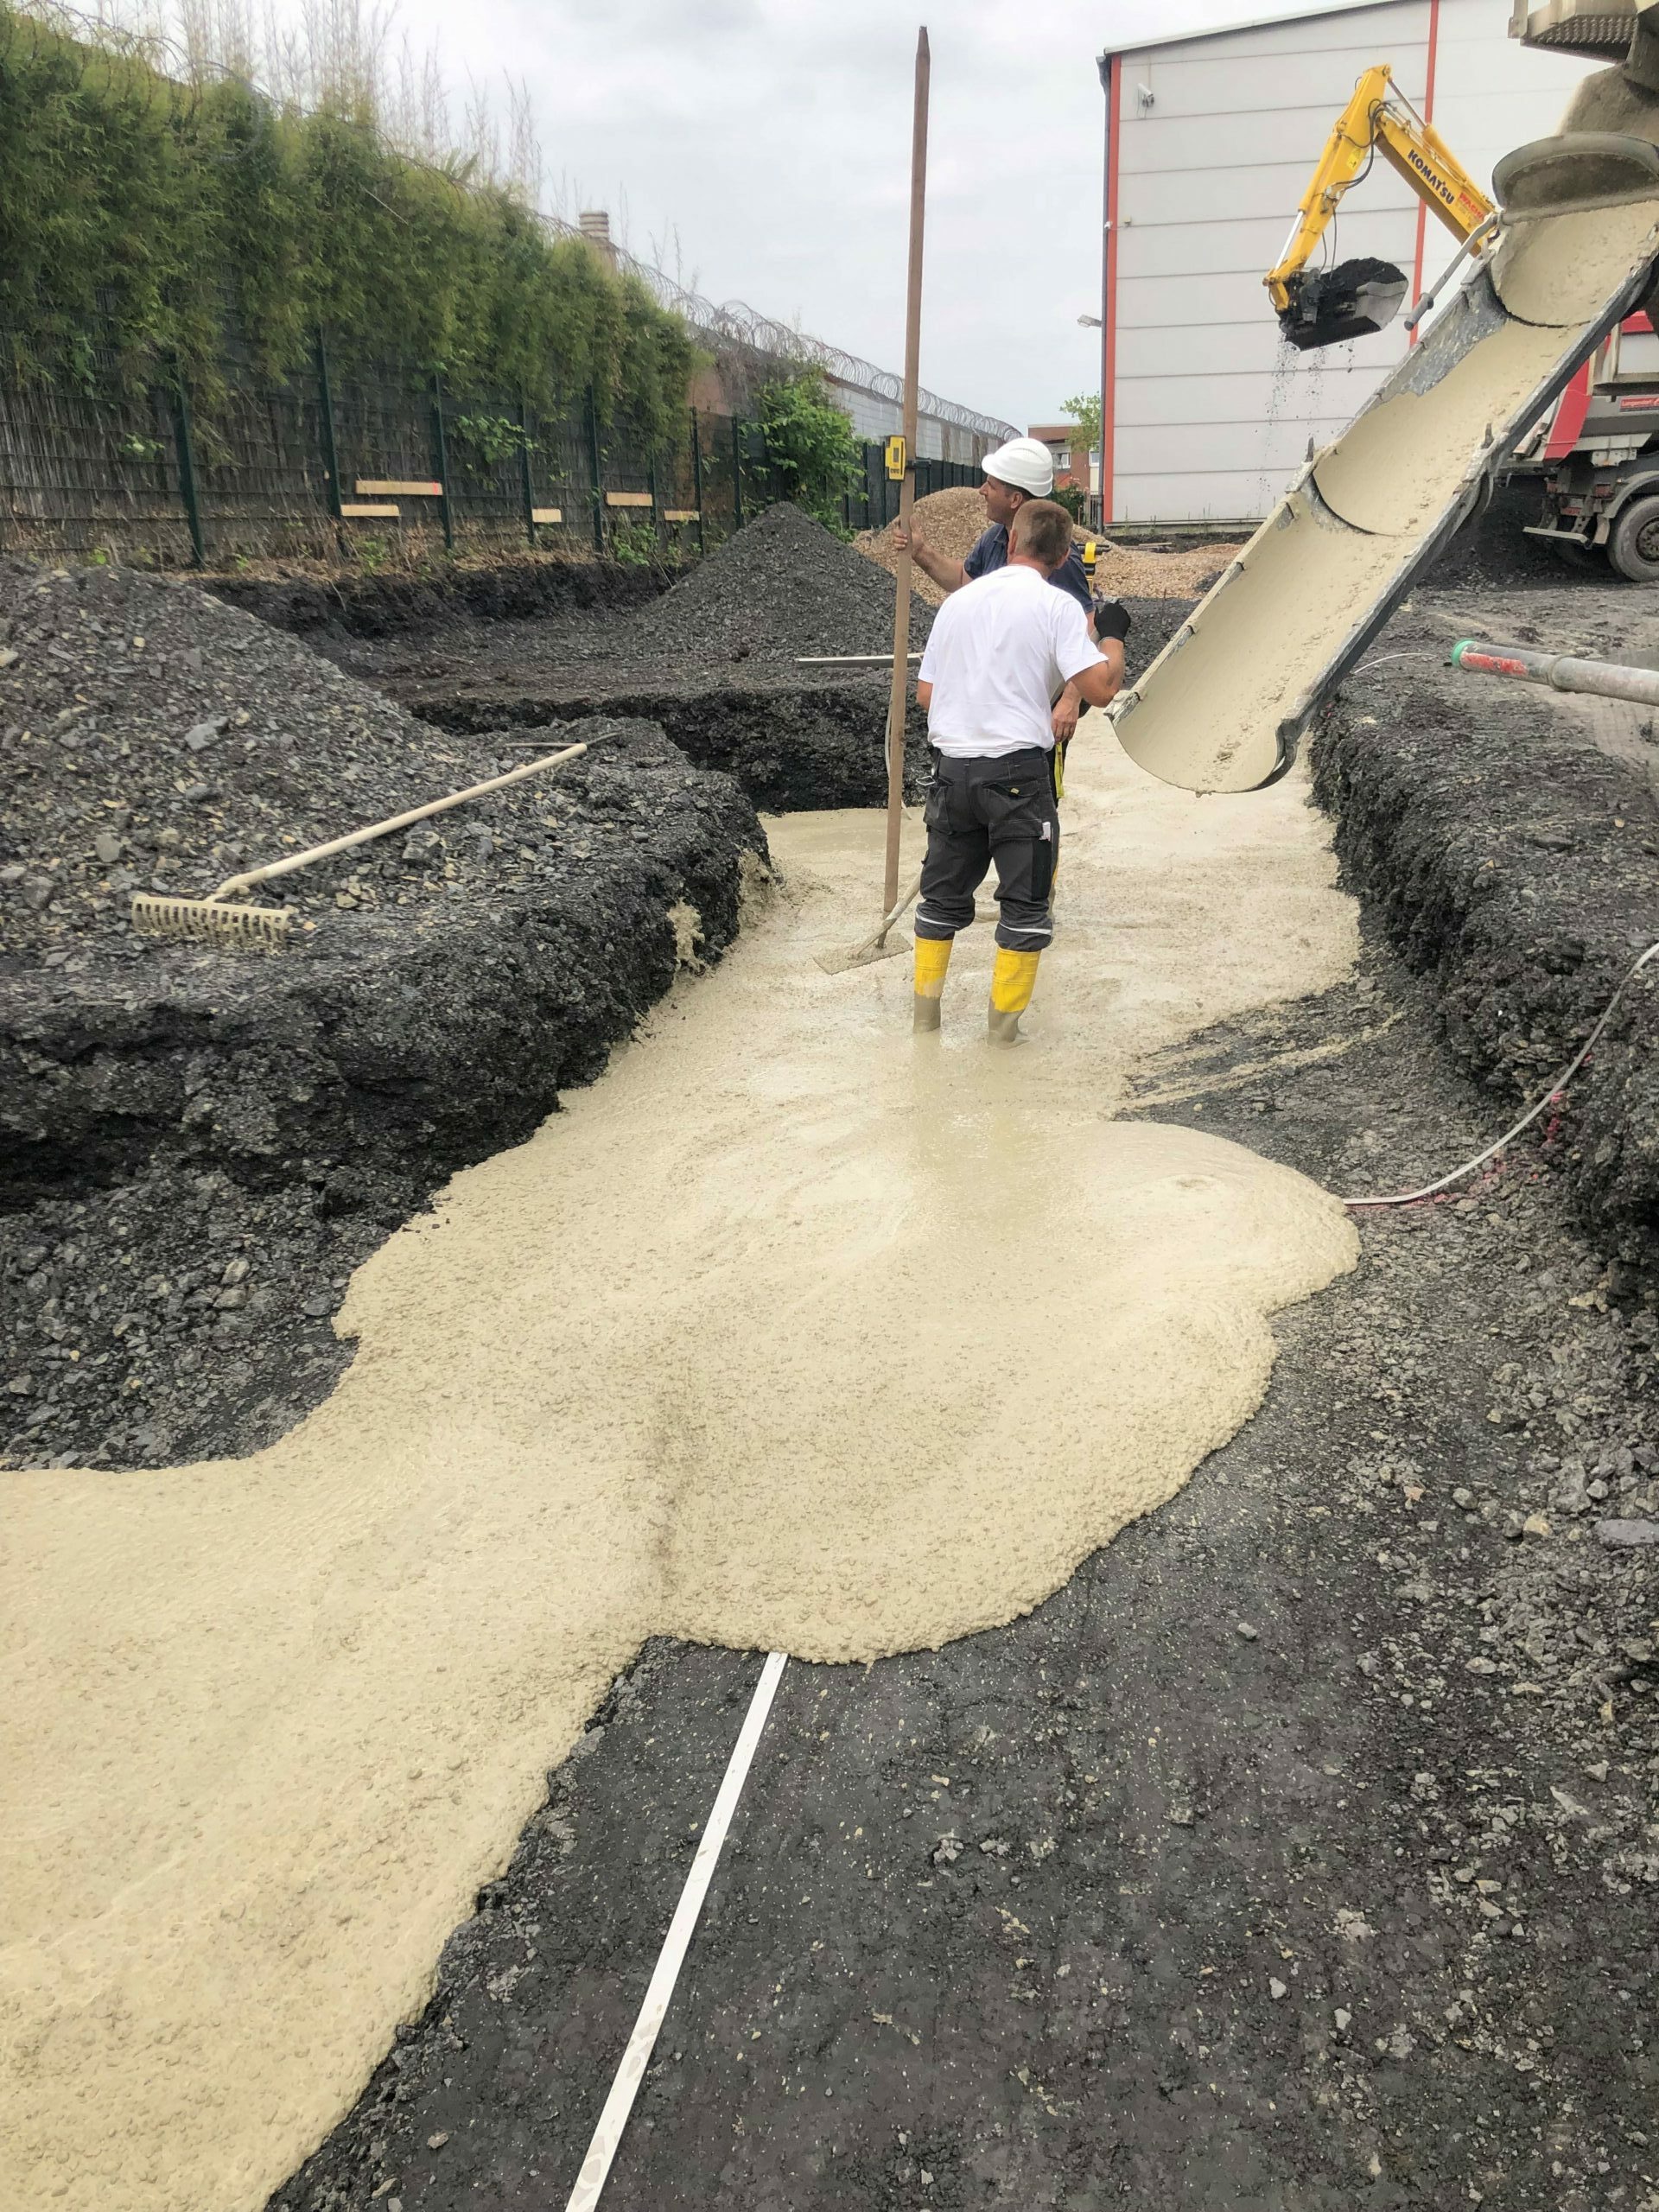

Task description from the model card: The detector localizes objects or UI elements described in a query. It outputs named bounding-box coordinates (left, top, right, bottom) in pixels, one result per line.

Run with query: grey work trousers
left=914, top=746, right=1059, bottom=950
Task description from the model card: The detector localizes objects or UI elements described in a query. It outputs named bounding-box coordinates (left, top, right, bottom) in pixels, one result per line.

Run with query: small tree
left=1060, top=392, right=1103, bottom=457
left=753, top=368, right=859, bottom=531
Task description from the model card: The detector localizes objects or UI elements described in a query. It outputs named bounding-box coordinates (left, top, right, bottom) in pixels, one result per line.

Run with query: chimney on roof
left=579, top=209, right=617, bottom=264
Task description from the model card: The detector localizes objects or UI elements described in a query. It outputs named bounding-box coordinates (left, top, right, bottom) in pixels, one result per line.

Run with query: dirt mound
left=857, top=488, right=1243, bottom=603
left=1092, top=538, right=1245, bottom=599
left=211, top=556, right=667, bottom=642
left=639, top=501, right=931, bottom=664
left=856, top=486, right=988, bottom=605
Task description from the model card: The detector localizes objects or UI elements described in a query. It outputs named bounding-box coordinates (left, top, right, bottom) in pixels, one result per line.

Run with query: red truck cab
left=1517, top=311, right=1659, bottom=580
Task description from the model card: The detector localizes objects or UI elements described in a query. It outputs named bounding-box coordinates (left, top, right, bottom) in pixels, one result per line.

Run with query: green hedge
left=0, top=6, right=697, bottom=441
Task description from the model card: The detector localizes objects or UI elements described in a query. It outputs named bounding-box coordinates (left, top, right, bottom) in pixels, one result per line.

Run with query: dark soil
left=423, top=676, right=918, bottom=815
left=1316, top=574, right=1659, bottom=1275
left=0, top=721, right=762, bottom=1471
left=208, top=552, right=671, bottom=643
left=640, top=502, right=931, bottom=664
left=226, top=505, right=944, bottom=812
left=0, top=556, right=686, bottom=960
left=1427, top=473, right=1573, bottom=594
left=300, top=571, right=1186, bottom=817
left=326, top=504, right=937, bottom=813
left=0, top=559, right=766, bottom=1472
left=270, top=948, right=1659, bottom=2212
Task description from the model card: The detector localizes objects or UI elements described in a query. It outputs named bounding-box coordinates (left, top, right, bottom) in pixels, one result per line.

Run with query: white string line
left=1345, top=940, right=1659, bottom=1210
left=563, top=1649, right=790, bottom=2212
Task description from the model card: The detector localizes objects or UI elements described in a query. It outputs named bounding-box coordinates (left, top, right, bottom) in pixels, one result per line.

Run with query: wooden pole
left=883, top=25, right=930, bottom=913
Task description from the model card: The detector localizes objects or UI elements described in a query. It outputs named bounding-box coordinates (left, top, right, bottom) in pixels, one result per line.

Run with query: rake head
left=814, top=928, right=911, bottom=976
left=130, top=892, right=294, bottom=950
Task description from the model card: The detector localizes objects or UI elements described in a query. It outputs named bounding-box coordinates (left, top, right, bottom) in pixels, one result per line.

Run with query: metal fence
left=0, top=338, right=986, bottom=569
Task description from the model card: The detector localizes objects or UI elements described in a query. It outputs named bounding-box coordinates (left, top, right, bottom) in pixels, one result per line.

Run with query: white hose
left=1345, top=940, right=1659, bottom=1210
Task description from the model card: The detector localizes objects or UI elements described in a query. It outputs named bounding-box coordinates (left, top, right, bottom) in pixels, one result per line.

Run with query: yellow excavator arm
left=1266, top=64, right=1497, bottom=350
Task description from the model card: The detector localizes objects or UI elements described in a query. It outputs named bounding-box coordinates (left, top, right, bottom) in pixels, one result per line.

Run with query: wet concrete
left=271, top=950, right=1659, bottom=2212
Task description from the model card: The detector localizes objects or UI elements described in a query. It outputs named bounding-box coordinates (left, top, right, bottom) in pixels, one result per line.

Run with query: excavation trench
left=2, top=734, right=1358, bottom=2212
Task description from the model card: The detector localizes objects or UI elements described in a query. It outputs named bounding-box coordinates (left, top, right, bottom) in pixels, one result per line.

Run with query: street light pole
left=1076, top=314, right=1103, bottom=526
left=1096, top=48, right=1116, bottom=534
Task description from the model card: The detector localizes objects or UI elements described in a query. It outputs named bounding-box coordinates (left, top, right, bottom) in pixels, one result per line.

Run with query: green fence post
left=731, top=415, right=744, bottom=530
left=690, top=410, right=706, bottom=556
left=168, top=372, right=205, bottom=568
left=315, top=333, right=343, bottom=522
left=430, top=372, right=454, bottom=551
left=518, top=394, right=537, bottom=548
left=585, top=385, right=606, bottom=556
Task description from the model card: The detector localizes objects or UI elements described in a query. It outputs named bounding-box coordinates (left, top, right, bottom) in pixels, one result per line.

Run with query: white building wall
left=1107, top=0, right=1595, bottom=526
left=823, top=378, right=990, bottom=464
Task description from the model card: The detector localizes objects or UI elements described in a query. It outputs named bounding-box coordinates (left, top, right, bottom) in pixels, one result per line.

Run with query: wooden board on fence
left=530, top=507, right=563, bottom=524
left=355, top=480, right=442, bottom=497
left=604, top=491, right=654, bottom=508
left=664, top=510, right=701, bottom=523
left=340, top=503, right=401, bottom=519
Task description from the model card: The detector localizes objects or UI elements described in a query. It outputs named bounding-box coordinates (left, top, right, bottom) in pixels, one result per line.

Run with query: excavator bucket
left=1278, top=258, right=1410, bottom=350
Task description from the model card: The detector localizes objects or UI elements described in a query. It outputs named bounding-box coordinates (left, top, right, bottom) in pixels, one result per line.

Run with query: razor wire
left=575, top=232, right=1020, bottom=445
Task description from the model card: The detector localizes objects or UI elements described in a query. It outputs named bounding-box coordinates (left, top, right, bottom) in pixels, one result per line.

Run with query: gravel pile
left=856, top=487, right=988, bottom=606
left=638, top=501, right=931, bottom=664
left=0, top=560, right=653, bottom=968
left=856, top=486, right=1243, bottom=604
left=1091, top=537, right=1244, bottom=600
left=288, top=506, right=935, bottom=813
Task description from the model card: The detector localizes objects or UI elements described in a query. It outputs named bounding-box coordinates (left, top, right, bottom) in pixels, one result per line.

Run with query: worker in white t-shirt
left=912, top=499, right=1127, bottom=1040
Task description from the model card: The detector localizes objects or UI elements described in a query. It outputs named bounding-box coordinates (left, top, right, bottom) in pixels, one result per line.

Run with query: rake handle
left=208, top=741, right=588, bottom=901
left=853, top=871, right=923, bottom=960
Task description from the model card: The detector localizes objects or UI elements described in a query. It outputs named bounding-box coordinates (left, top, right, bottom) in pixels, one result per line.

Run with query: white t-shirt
left=917, top=564, right=1104, bottom=759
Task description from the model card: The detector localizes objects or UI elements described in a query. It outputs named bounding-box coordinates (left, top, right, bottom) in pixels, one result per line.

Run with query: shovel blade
left=814, top=930, right=912, bottom=976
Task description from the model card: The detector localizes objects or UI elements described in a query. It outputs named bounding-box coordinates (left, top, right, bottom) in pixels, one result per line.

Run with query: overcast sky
left=264, top=0, right=1366, bottom=429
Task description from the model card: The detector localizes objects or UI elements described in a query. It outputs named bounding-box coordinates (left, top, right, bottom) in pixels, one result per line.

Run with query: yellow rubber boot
left=988, top=948, right=1041, bottom=1043
left=912, top=936, right=952, bottom=1032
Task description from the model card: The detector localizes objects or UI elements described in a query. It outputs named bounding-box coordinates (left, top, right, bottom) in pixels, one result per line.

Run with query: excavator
left=1111, top=0, right=1659, bottom=796
left=1266, top=64, right=1496, bottom=350
left=1269, top=3, right=1659, bottom=352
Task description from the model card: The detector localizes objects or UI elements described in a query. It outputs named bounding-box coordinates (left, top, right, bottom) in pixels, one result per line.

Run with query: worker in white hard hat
left=912, top=499, right=1125, bottom=1042
left=894, top=435, right=1118, bottom=745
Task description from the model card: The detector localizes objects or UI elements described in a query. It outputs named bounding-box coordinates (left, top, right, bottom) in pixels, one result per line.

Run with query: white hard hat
left=981, top=436, right=1054, bottom=498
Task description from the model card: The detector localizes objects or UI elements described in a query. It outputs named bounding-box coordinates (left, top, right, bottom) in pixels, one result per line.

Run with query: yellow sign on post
left=884, top=435, right=907, bottom=481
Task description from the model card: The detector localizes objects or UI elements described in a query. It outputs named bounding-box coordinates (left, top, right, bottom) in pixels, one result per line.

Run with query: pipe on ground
left=1451, top=638, right=1659, bottom=707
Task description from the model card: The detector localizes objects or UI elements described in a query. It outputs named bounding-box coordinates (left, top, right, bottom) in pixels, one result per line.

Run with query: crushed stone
left=0, top=560, right=657, bottom=963
left=639, top=500, right=931, bottom=664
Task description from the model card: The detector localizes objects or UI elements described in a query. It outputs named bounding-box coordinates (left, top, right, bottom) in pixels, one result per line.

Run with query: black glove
left=1091, top=597, right=1132, bottom=644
